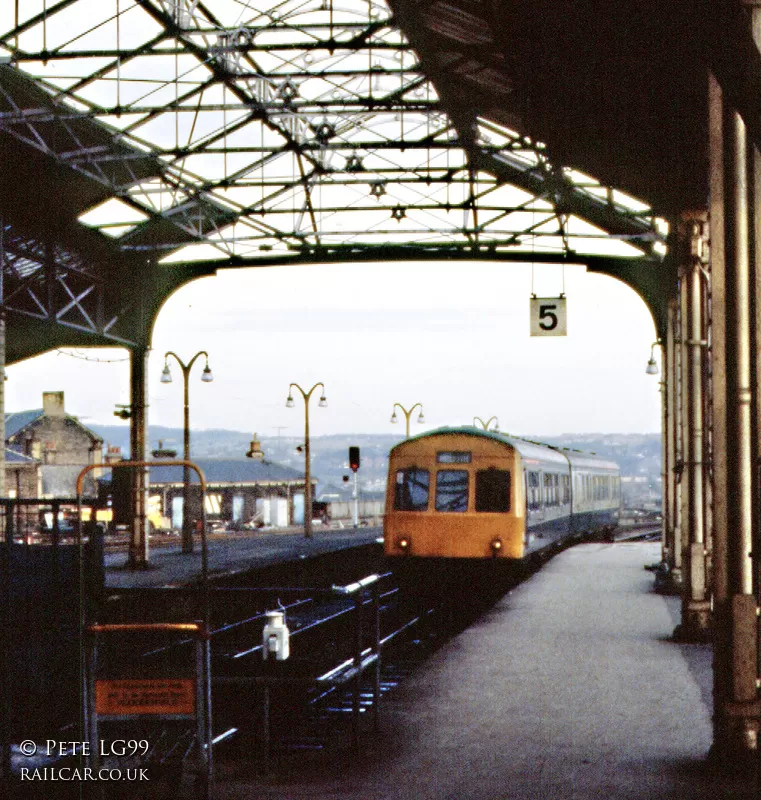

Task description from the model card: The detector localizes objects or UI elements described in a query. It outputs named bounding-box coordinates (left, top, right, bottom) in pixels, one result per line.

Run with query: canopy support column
left=128, top=347, right=150, bottom=568
left=675, top=212, right=711, bottom=640
left=663, top=297, right=679, bottom=585
left=710, top=70, right=760, bottom=765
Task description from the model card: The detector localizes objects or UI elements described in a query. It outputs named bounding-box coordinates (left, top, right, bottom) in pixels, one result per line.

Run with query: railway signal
left=348, top=447, right=360, bottom=529
left=349, top=446, right=360, bottom=472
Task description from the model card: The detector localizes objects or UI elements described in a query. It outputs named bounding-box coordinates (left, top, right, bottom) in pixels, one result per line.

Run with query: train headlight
left=491, top=538, right=503, bottom=556
left=396, top=536, right=410, bottom=552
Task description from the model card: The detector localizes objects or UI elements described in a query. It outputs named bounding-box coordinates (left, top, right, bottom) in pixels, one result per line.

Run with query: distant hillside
left=91, top=425, right=661, bottom=491
left=536, top=433, right=661, bottom=479
left=91, top=425, right=404, bottom=489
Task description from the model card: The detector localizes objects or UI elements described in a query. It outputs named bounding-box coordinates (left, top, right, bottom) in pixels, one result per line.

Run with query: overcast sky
left=6, top=259, right=661, bottom=441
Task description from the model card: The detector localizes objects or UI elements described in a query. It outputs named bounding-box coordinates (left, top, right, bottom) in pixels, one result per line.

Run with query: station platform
left=213, top=540, right=756, bottom=800
left=104, top=527, right=382, bottom=588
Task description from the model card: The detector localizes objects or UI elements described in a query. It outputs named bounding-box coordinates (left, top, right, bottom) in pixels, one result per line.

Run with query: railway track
left=614, top=525, right=662, bottom=542
left=101, top=529, right=255, bottom=553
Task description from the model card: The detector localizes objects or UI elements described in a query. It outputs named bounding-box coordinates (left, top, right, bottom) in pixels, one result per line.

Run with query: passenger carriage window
left=593, top=476, right=609, bottom=500
left=475, top=469, right=511, bottom=513
left=543, top=473, right=560, bottom=506
left=527, top=471, right=541, bottom=510
left=394, top=468, right=430, bottom=511
left=435, top=470, right=469, bottom=512
left=561, top=475, right=571, bottom=504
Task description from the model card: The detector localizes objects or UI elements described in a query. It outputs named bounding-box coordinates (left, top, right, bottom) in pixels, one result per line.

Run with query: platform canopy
left=0, top=0, right=677, bottom=359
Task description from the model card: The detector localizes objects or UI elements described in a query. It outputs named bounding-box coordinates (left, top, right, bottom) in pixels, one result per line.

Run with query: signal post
left=349, top=446, right=360, bottom=531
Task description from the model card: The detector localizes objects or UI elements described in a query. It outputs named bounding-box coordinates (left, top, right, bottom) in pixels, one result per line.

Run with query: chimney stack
left=42, top=391, right=65, bottom=417
left=105, top=445, right=122, bottom=464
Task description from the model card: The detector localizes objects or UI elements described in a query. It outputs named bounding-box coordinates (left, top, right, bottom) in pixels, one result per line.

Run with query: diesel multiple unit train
left=384, top=427, right=620, bottom=563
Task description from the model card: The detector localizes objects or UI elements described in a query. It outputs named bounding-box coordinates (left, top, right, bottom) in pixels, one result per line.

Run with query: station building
left=4, top=448, right=40, bottom=499
left=4, top=392, right=326, bottom=530
left=4, top=391, right=104, bottom=497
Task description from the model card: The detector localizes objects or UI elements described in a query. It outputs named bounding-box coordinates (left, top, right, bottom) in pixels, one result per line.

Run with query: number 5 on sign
left=530, top=296, right=567, bottom=336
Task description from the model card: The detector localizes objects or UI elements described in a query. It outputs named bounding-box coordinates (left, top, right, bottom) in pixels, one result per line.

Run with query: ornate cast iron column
left=710, top=71, right=760, bottom=763
left=664, top=298, right=679, bottom=584
left=675, top=213, right=711, bottom=640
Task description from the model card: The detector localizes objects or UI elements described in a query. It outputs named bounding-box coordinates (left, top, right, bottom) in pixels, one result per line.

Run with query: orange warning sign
left=95, top=679, right=195, bottom=716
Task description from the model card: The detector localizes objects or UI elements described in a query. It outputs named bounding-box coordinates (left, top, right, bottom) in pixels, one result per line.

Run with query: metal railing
left=93, top=574, right=388, bottom=775
left=85, top=621, right=212, bottom=798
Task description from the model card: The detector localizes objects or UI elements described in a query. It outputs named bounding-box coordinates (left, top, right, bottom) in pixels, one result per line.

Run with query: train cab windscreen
left=435, top=470, right=469, bottom=512
left=394, top=468, right=430, bottom=511
left=475, top=469, right=511, bottom=512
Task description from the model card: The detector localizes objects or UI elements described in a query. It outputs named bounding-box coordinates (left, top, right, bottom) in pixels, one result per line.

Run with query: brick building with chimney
left=5, top=391, right=104, bottom=497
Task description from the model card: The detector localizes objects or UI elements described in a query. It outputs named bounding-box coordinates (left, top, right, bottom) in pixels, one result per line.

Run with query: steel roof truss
left=0, top=0, right=664, bottom=268
left=0, top=227, right=137, bottom=345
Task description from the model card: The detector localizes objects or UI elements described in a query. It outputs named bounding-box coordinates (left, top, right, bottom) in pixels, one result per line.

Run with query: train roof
left=391, top=427, right=619, bottom=473
left=562, top=450, right=619, bottom=472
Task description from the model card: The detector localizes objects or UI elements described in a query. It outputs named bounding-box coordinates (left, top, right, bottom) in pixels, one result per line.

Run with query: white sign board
left=530, top=296, right=567, bottom=336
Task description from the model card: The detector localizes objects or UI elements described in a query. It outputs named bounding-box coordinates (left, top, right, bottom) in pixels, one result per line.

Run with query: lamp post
left=286, top=382, right=327, bottom=539
left=390, top=402, right=425, bottom=438
left=473, top=416, right=500, bottom=432
left=645, top=341, right=661, bottom=375
left=645, top=339, right=668, bottom=573
left=161, top=351, right=213, bottom=554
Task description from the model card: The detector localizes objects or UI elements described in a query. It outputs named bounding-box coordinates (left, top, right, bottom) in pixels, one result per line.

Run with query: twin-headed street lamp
left=161, top=350, right=213, bottom=554
left=473, top=416, right=500, bottom=432
left=390, top=402, right=425, bottom=438
left=286, top=382, right=327, bottom=539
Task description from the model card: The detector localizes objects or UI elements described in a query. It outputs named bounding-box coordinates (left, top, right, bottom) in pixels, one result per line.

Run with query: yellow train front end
left=383, top=430, right=526, bottom=561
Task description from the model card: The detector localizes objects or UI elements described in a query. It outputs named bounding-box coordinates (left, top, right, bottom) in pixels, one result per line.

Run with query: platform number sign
left=530, top=296, right=567, bottom=337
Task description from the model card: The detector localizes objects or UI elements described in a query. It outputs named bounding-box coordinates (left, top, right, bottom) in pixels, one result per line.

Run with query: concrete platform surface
left=104, top=527, right=382, bottom=588
left=213, top=541, right=757, bottom=800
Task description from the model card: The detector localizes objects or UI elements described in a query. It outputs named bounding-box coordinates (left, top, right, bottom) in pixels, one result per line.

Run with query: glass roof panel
left=0, top=0, right=666, bottom=266
left=78, top=197, right=149, bottom=226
